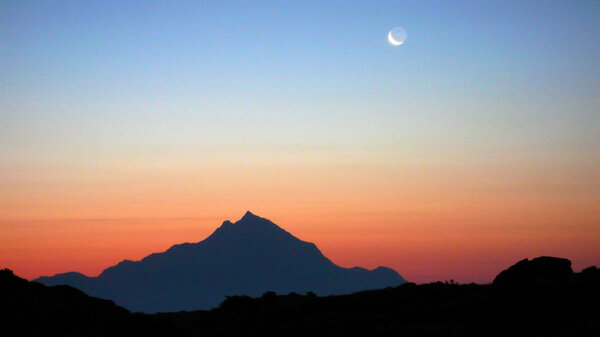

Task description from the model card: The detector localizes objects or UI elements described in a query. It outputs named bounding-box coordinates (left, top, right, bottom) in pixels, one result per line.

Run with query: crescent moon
left=388, top=31, right=404, bottom=46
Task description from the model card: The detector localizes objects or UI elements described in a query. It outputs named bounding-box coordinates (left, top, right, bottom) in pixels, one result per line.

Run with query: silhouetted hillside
left=160, top=257, right=600, bottom=336
left=4, top=257, right=600, bottom=336
left=36, top=211, right=405, bottom=312
left=0, top=269, right=179, bottom=337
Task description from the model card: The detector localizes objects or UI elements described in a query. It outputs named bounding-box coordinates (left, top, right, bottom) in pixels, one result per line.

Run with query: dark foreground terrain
left=2, top=256, right=599, bottom=336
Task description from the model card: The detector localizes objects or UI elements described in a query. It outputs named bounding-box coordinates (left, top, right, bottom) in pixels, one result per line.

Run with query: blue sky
left=2, top=1, right=599, bottom=153
left=2, top=1, right=599, bottom=190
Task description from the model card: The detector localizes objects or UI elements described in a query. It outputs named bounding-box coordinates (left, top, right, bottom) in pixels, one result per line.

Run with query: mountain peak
left=241, top=210, right=259, bottom=221
left=209, top=211, right=289, bottom=242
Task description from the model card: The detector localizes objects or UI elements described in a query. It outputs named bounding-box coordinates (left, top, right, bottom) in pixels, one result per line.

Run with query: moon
left=388, top=27, right=407, bottom=46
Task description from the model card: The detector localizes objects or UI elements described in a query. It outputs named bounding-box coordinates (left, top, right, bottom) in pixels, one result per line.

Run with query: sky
left=1, top=0, right=599, bottom=284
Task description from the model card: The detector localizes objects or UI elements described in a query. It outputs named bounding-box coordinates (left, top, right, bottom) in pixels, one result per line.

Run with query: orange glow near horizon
left=2, top=194, right=599, bottom=284
left=1, top=136, right=599, bottom=284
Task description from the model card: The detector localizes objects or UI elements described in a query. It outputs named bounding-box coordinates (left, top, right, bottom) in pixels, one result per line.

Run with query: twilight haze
left=1, top=1, right=599, bottom=284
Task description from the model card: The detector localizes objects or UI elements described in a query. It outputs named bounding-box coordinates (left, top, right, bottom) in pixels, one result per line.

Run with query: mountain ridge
left=35, top=211, right=405, bottom=312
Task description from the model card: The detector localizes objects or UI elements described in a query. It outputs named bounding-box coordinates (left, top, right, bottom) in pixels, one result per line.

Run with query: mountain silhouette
left=0, top=269, right=179, bottom=336
left=35, top=211, right=405, bottom=312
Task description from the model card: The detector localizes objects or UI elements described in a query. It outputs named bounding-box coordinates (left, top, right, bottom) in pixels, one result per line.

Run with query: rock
left=493, top=256, right=573, bottom=286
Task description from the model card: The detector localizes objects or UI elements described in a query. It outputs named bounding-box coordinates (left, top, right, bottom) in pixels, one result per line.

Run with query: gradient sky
left=1, top=1, right=599, bottom=284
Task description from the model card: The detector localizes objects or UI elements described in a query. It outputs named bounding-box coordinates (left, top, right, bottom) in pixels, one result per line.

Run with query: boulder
left=493, top=256, right=573, bottom=286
